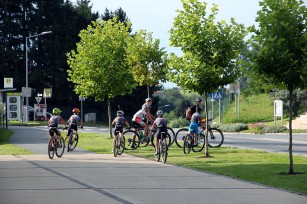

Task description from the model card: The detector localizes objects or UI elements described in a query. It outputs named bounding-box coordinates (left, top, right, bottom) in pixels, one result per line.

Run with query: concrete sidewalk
left=1, top=153, right=306, bottom=204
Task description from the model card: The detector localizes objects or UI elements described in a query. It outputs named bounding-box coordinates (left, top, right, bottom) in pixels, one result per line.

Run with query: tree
left=127, top=30, right=168, bottom=98
left=249, top=0, right=307, bottom=174
left=168, top=0, right=247, bottom=157
left=67, top=18, right=136, bottom=137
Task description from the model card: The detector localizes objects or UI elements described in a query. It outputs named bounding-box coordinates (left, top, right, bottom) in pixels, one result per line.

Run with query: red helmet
left=72, top=108, right=80, bottom=113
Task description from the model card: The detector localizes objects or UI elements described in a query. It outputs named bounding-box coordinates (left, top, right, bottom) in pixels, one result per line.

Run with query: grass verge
left=77, top=132, right=307, bottom=195
left=0, top=129, right=32, bottom=155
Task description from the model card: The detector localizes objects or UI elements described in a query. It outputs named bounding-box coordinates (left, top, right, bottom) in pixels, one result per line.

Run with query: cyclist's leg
left=155, top=129, right=161, bottom=154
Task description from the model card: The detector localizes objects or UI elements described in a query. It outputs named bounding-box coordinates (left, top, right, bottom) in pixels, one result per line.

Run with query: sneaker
left=111, top=149, right=114, bottom=153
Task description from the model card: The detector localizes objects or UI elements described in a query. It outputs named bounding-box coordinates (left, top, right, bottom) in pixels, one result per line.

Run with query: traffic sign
left=210, top=89, right=223, bottom=100
left=35, top=97, right=42, bottom=104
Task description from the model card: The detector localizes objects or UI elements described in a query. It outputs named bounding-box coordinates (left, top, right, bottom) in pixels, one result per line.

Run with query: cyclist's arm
left=124, top=119, right=131, bottom=128
left=60, top=118, right=66, bottom=126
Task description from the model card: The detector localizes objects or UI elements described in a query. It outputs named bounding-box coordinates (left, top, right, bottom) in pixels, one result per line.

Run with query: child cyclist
left=189, top=106, right=203, bottom=145
left=64, top=108, right=83, bottom=146
left=48, top=108, right=67, bottom=146
left=150, top=110, right=167, bottom=155
left=112, top=110, right=131, bottom=152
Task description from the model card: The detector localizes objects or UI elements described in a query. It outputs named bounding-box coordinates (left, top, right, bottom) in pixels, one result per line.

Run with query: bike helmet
left=195, top=98, right=202, bottom=102
left=156, top=110, right=163, bottom=116
left=145, top=98, right=152, bottom=102
left=117, top=110, right=124, bottom=116
left=72, top=108, right=80, bottom=113
left=52, top=108, right=62, bottom=115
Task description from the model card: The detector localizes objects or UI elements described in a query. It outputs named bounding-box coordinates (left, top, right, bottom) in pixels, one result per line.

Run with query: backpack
left=185, top=107, right=192, bottom=120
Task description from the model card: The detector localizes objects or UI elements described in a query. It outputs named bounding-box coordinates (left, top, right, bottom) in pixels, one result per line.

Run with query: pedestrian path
left=1, top=153, right=306, bottom=204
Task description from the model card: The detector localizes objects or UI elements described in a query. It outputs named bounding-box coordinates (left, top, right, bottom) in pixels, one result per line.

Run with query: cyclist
left=186, top=98, right=203, bottom=120
left=112, top=110, right=131, bottom=152
left=189, top=106, right=203, bottom=145
left=48, top=108, right=66, bottom=146
left=132, top=104, right=152, bottom=143
left=64, top=108, right=83, bottom=146
left=142, top=98, right=156, bottom=123
left=150, top=110, right=167, bottom=155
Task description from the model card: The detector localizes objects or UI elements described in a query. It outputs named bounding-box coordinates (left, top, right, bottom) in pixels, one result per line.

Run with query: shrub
left=263, top=125, right=287, bottom=133
left=168, top=117, right=189, bottom=128
left=214, top=123, right=248, bottom=132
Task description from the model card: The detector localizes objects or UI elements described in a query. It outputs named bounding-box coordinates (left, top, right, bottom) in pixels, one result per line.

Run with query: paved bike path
left=0, top=126, right=306, bottom=204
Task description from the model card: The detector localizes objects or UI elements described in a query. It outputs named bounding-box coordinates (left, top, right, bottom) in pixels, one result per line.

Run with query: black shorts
left=114, top=125, right=123, bottom=135
left=49, top=127, right=60, bottom=136
left=154, top=127, right=167, bottom=140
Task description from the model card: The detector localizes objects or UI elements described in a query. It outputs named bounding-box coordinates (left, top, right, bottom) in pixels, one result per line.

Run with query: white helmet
left=117, top=110, right=124, bottom=116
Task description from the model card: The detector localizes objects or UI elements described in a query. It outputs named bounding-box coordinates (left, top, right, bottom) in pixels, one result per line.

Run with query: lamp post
left=25, top=31, right=52, bottom=122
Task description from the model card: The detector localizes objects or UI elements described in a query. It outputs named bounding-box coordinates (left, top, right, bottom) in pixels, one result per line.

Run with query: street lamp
left=25, top=31, right=52, bottom=122
left=158, top=104, right=170, bottom=109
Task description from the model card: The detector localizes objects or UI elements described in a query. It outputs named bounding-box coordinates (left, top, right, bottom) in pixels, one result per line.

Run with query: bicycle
left=48, top=128, right=65, bottom=159
left=64, top=127, right=79, bottom=152
left=183, top=132, right=205, bottom=154
left=113, top=130, right=125, bottom=157
left=175, top=119, right=224, bottom=149
left=154, top=131, right=168, bottom=163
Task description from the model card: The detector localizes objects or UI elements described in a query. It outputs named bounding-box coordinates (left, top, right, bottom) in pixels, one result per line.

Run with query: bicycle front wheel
left=161, top=139, right=168, bottom=163
left=123, top=130, right=139, bottom=150
left=192, top=134, right=205, bottom=152
left=55, top=137, right=65, bottom=158
left=175, top=128, right=188, bottom=148
left=207, top=128, right=224, bottom=148
left=68, top=132, right=78, bottom=152
left=48, top=139, right=55, bottom=159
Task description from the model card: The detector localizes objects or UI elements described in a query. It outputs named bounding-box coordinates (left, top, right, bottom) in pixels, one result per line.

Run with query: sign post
left=274, top=100, right=283, bottom=125
left=210, top=88, right=223, bottom=123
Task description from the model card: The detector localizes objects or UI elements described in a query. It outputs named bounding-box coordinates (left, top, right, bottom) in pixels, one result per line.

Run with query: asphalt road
left=32, top=125, right=307, bottom=157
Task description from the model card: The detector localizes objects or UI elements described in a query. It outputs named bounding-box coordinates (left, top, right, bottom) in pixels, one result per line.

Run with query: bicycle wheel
left=138, top=130, right=150, bottom=148
left=175, top=128, right=189, bottom=148
left=192, top=134, right=205, bottom=152
left=155, top=141, right=161, bottom=162
left=123, top=130, right=139, bottom=150
left=117, top=136, right=125, bottom=155
left=151, top=132, right=172, bottom=148
left=68, top=132, right=78, bottom=152
left=183, top=134, right=192, bottom=154
left=161, top=139, right=168, bottom=163
left=48, top=139, right=55, bottom=159
left=207, top=128, right=224, bottom=148
left=55, top=137, right=65, bottom=158
left=166, top=127, right=175, bottom=146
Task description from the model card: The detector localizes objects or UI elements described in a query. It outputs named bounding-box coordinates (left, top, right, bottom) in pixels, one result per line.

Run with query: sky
left=72, top=0, right=306, bottom=88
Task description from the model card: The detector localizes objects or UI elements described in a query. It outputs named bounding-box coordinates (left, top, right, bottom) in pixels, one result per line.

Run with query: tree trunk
left=107, top=98, right=112, bottom=138
left=288, top=90, right=294, bottom=174
left=147, top=85, right=150, bottom=98
left=204, top=92, right=210, bottom=157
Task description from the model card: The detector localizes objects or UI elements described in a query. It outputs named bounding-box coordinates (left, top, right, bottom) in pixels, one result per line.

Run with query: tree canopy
left=249, top=0, right=307, bottom=174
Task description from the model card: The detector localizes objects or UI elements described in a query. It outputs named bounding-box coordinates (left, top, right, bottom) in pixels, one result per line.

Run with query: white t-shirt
left=132, top=108, right=147, bottom=121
